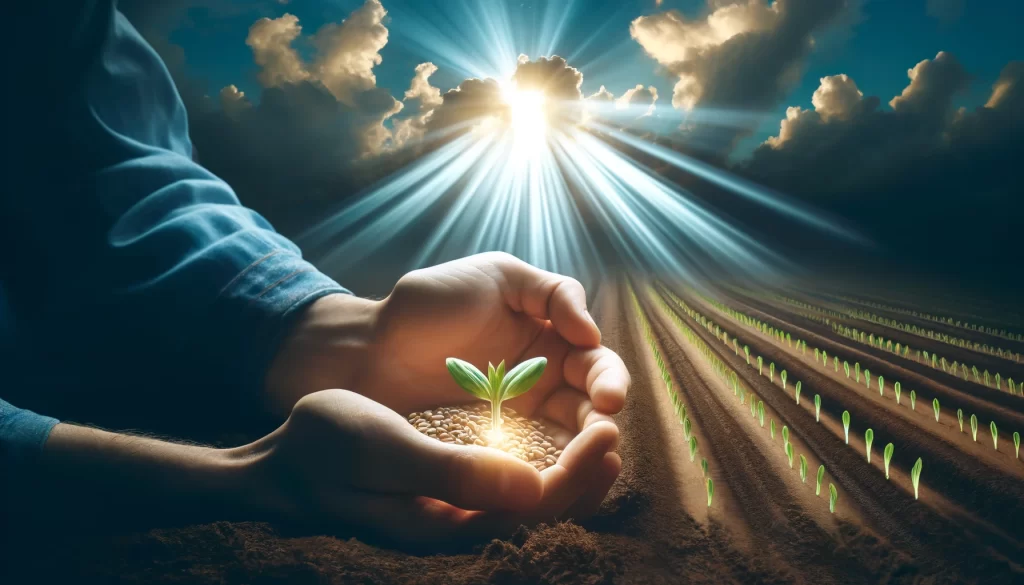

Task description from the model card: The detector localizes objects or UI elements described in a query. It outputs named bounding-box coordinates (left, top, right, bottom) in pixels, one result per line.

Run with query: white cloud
left=246, top=13, right=310, bottom=87
left=218, top=84, right=251, bottom=119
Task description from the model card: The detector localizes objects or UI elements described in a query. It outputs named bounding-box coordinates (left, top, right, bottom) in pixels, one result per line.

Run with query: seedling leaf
left=883, top=443, right=894, bottom=479
left=446, top=358, right=492, bottom=400
left=499, top=357, right=548, bottom=400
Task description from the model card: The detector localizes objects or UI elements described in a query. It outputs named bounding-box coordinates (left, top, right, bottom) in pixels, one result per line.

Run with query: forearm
left=30, top=423, right=257, bottom=529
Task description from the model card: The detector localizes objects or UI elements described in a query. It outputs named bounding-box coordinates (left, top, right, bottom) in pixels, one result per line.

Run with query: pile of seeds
left=407, top=403, right=563, bottom=471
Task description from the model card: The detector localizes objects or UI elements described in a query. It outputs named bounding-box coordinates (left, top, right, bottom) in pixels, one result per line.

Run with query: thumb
left=491, top=253, right=601, bottom=347
left=396, top=430, right=544, bottom=512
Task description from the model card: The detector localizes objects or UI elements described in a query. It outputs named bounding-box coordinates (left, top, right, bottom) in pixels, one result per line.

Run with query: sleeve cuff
left=213, top=249, right=350, bottom=400
left=0, top=399, right=60, bottom=469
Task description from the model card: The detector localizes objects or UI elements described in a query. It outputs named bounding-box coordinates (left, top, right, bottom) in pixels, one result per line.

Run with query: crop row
left=825, top=292, right=1024, bottom=343
left=629, top=286, right=715, bottom=508
left=674, top=287, right=1021, bottom=463
left=653, top=287, right=844, bottom=512
left=764, top=292, right=1019, bottom=396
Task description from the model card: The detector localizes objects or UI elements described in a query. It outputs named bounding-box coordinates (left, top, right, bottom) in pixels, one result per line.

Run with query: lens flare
left=505, top=88, right=548, bottom=149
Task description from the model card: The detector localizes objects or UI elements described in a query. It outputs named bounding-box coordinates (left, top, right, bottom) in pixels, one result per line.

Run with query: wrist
left=264, top=293, right=382, bottom=417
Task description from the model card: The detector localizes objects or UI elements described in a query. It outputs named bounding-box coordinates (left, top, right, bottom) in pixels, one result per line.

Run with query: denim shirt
left=0, top=3, right=347, bottom=475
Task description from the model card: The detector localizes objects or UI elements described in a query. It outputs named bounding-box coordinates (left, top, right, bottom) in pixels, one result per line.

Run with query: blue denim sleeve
left=0, top=399, right=59, bottom=469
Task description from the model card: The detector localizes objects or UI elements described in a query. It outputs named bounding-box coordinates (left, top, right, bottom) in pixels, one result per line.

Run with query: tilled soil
left=6, top=277, right=1022, bottom=584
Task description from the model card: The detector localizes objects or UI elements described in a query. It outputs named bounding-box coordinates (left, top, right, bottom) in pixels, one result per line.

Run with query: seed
left=546, top=447, right=556, bottom=455
left=544, top=456, right=556, bottom=465
left=531, top=449, right=546, bottom=460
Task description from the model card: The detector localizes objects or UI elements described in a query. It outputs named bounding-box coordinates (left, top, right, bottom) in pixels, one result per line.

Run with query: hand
left=239, top=389, right=621, bottom=545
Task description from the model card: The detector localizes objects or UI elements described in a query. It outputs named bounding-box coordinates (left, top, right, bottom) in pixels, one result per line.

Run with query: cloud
left=246, top=13, right=310, bottom=87
left=586, top=86, right=615, bottom=103
left=617, top=84, right=659, bottom=115
left=218, top=84, right=251, bottom=119
left=404, top=62, right=443, bottom=111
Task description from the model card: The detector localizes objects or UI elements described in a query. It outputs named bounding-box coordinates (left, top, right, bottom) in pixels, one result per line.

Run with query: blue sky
left=167, top=0, right=1023, bottom=156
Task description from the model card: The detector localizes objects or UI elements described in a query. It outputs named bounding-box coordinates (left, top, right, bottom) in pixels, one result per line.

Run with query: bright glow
left=484, top=428, right=506, bottom=445
left=504, top=88, right=548, bottom=148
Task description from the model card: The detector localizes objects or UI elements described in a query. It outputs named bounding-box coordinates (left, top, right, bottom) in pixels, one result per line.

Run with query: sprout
left=864, top=369, right=871, bottom=389
left=910, top=390, right=917, bottom=411
left=957, top=408, right=963, bottom=432
left=706, top=477, right=715, bottom=508
left=701, top=457, right=709, bottom=478
left=829, top=483, right=838, bottom=513
left=785, top=441, right=794, bottom=468
left=878, top=375, right=885, bottom=397
left=782, top=425, right=790, bottom=445
left=844, top=361, right=850, bottom=378
left=799, top=454, right=808, bottom=483
left=757, top=400, right=765, bottom=428
left=816, top=465, right=825, bottom=496
left=795, top=381, right=802, bottom=405
left=1014, top=431, right=1020, bottom=459
left=758, top=356, right=764, bottom=376
left=842, top=410, right=851, bottom=444
left=744, top=345, right=750, bottom=364
left=781, top=369, right=788, bottom=390
left=855, top=362, right=861, bottom=383
left=911, top=458, right=923, bottom=500
left=894, top=382, right=902, bottom=405
left=815, top=348, right=820, bottom=362
left=770, top=419, right=776, bottom=439
left=770, top=362, right=775, bottom=383
left=447, top=356, right=546, bottom=432
left=814, top=394, right=821, bottom=422
left=883, top=443, right=894, bottom=479
left=822, top=350, right=828, bottom=367
left=750, top=399, right=756, bottom=419
left=689, top=435, right=698, bottom=462
left=683, top=416, right=692, bottom=441
left=969, top=414, right=977, bottom=441
left=864, top=428, right=874, bottom=463
left=990, top=421, right=998, bottom=450
left=932, top=398, right=940, bottom=423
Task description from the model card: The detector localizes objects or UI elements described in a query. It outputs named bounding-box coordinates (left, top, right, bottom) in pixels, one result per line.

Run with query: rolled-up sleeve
left=0, top=400, right=59, bottom=469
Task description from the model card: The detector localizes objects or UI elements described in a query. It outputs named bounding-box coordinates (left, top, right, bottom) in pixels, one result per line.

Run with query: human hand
left=237, top=389, right=621, bottom=545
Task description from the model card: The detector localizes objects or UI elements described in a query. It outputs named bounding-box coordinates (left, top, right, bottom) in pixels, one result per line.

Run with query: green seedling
left=782, top=425, right=790, bottom=445
left=770, top=419, right=776, bottom=439
left=990, top=421, right=998, bottom=450
left=683, top=416, right=692, bottom=441
left=957, top=408, right=963, bottom=432
left=770, top=362, right=775, bottom=383
left=883, top=443, right=894, bottom=479
left=758, top=356, right=764, bottom=376
left=785, top=441, right=794, bottom=468
left=750, top=399, right=756, bottom=419
left=816, top=465, right=825, bottom=496
left=757, top=400, right=765, bottom=428
left=689, top=435, right=698, bottom=462
left=795, top=381, right=802, bottom=405
left=910, top=390, right=917, bottom=411
left=844, top=361, right=850, bottom=379
left=781, top=369, right=788, bottom=390
left=706, top=477, right=714, bottom=508
left=829, top=483, right=838, bottom=513
left=799, top=454, right=808, bottom=483
left=970, top=414, right=977, bottom=441
left=822, top=350, right=828, bottom=367
left=864, top=369, right=871, bottom=389
left=878, top=375, right=885, bottom=397
left=932, top=398, right=940, bottom=423
left=834, top=356, right=839, bottom=373
left=1014, top=431, right=1020, bottom=459
left=842, top=410, right=851, bottom=444
left=865, top=428, right=874, bottom=463
left=814, top=394, right=821, bottom=422
left=911, top=458, right=923, bottom=500
left=744, top=345, right=750, bottom=365
left=701, top=457, right=709, bottom=477
left=855, top=362, right=861, bottom=383
left=447, top=357, right=546, bottom=433
left=894, top=382, right=901, bottom=405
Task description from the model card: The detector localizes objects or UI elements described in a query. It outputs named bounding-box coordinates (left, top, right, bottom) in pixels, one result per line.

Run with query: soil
left=5, top=277, right=1022, bottom=584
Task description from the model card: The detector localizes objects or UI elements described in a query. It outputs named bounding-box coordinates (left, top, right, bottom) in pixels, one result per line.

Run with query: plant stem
left=491, top=399, right=503, bottom=432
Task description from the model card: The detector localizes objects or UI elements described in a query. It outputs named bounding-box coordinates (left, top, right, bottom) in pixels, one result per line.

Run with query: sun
left=504, top=88, right=549, bottom=147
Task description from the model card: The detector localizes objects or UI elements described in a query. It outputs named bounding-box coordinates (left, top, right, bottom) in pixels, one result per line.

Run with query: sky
left=159, top=0, right=1023, bottom=157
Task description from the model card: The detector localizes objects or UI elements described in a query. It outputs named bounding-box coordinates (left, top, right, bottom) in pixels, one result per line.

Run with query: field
left=35, top=277, right=1023, bottom=584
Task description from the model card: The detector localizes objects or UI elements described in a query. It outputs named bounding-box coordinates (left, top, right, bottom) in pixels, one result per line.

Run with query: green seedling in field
left=883, top=443, right=894, bottom=479
left=758, top=401, right=765, bottom=428
left=894, top=382, right=902, bottom=405
left=683, top=417, right=692, bottom=441
left=844, top=361, right=850, bottom=379
left=815, top=348, right=820, bottom=362
left=785, top=441, right=794, bottom=468
left=842, top=411, right=851, bottom=444
left=878, top=375, right=885, bottom=397
left=782, top=425, right=790, bottom=445
left=932, top=398, right=940, bottom=423
left=770, top=362, right=775, bottom=383
left=864, top=428, right=874, bottom=463
left=864, top=369, right=871, bottom=389
left=855, top=362, right=861, bottom=383
left=770, top=419, right=776, bottom=439
left=706, top=477, right=714, bottom=508
left=447, top=356, right=546, bottom=432
left=744, top=345, right=750, bottom=364
left=910, top=390, right=917, bottom=411
left=834, top=356, right=839, bottom=373
left=758, top=356, right=763, bottom=376
left=970, top=414, right=977, bottom=441
left=911, top=458, right=923, bottom=500
left=1014, top=431, right=1020, bottom=459
left=689, top=436, right=698, bottom=462
left=799, top=454, right=808, bottom=483
left=957, top=409, right=963, bottom=433
left=822, top=350, right=828, bottom=367
left=750, top=399, right=756, bottom=419
left=781, top=369, right=788, bottom=390
left=816, top=465, right=825, bottom=496
left=701, top=457, right=708, bottom=477
left=814, top=394, right=821, bottom=422
left=829, top=483, right=838, bottom=513
left=795, top=381, right=802, bottom=405
left=990, top=421, right=998, bottom=450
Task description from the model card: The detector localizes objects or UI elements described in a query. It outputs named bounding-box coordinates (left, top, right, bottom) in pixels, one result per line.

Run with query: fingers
left=538, top=387, right=616, bottom=434
left=529, top=421, right=620, bottom=522
left=402, top=433, right=544, bottom=512
left=564, top=346, right=630, bottom=414
left=563, top=452, right=621, bottom=521
left=489, top=253, right=601, bottom=348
